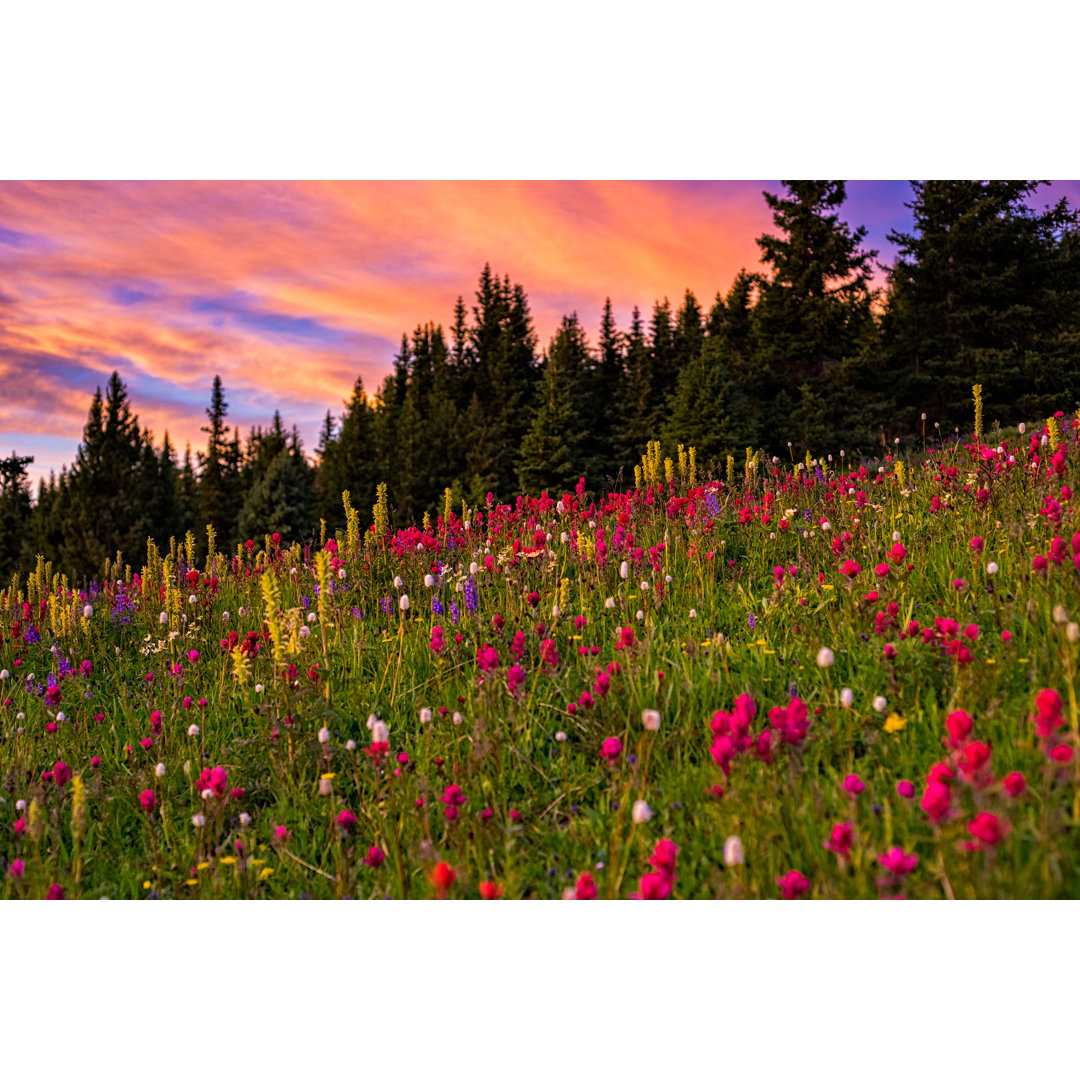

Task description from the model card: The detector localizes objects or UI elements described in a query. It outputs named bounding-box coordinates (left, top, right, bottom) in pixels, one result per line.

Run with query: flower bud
left=723, top=836, right=744, bottom=866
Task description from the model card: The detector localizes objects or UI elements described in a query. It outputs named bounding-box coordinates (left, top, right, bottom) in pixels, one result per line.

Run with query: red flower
left=478, top=880, right=504, bottom=900
left=52, top=761, right=71, bottom=787
left=1003, top=772, right=1027, bottom=796
left=824, top=822, right=854, bottom=857
left=920, top=780, right=951, bottom=822
left=878, top=847, right=918, bottom=877
left=138, top=789, right=157, bottom=812
left=638, top=871, right=672, bottom=900
left=429, top=861, right=457, bottom=899
left=362, top=846, right=386, bottom=868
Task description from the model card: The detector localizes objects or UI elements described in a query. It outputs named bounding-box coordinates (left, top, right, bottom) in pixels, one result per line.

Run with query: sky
left=2, top=179, right=1079, bottom=490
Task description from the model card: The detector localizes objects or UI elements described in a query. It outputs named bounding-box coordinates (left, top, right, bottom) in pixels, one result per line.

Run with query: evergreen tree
left=236, top=427, right=317, bottom=545
left=518, top=314, right=590, bottom=495
left=0, top=453, right=34, bottom=577
left=751, top=181, right=878, bottom=453
left=197, top=375, right=235, bottom=552
left=882, top=180, right=1080, bottom=429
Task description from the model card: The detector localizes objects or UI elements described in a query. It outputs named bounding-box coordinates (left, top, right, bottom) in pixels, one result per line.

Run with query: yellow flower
left=197, top=861, right=210, bottom=871
left=259, top=867, right=274, bottom=880
left=185, top=878, right=199, bottom=886
left=142, top=880, right=151, bottom=889
left=321, top=772, right=336, bottom=780
left=884, top=712, right=906, bottom=734
left=250, top=858, right=265, bottom=867
left=219, top=856, right=237, bottom=866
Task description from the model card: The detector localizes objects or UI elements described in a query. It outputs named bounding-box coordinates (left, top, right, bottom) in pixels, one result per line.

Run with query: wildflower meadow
left=2, top=394, right=1078, bottom=901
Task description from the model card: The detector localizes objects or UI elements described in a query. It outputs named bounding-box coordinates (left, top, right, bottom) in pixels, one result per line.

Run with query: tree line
left=3, top=179, right=1079, bottom=582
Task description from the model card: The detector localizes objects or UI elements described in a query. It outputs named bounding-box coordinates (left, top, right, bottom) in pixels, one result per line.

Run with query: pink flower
left=196, top=765, right=229, bottom=798
left=52, top=761, right=72, bottom=787
left=777, top=870, right=810, bottom=899
left=600, top=736, right=623, bottom=763
left=476, top=643, right=500, bottom=671
left=575, top=872, right=598, bottom=900
left=824, top=822, right=854, bottom=856
left=944, top=709, right=973, bottom=749
left=13, top=818, right=26, bottom=835
left=968, top=812, right=1006, bottom=847
left=878, top=847, right=918, bottom=876
left=507, top=664, right=526, bottom=695
left=920, top=780, right=951, bottom=822
left=441, top=784, right=468, bottom=822
left=843, top=774, right=865, bottom=796
left=138, top=789, right=157, bottom=812
left=888, top=542, right=907, bottom=564
left=768, top=697, right=810, bottom=745
left=874, top=563, right=890, bottom=578
left=1003, top=772, right=1027, bottom=796
left=896, top=780, right=915, bottom=799
left=1050, top=745, right=1074, bottom=764
left=8, top=859, right=25, bottom=879
left=362, top=846, right=386, bottom=868
left=638, top=872, right=672, bottom=900
left=539, top=639, right=560, bottom=668
left=274, top=825, right=290, bottom=842
left=649, top=838, right=679, bottom=880
left=970, top=537, right=984, bottom=553
left=335, top=809, right=358, bottom=832
left=46, top=884, right=65, bottom=900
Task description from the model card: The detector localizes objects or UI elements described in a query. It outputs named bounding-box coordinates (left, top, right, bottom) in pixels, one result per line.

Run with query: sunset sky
left=3, top=179, right=1078, bottom=489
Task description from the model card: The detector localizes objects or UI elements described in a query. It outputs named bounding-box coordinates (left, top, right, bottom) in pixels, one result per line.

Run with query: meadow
left=2, top=409, right=1078, bottom=900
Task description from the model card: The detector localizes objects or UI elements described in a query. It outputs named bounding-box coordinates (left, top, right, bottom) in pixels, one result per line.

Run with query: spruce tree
left=0, top=453, right=34, bottom=577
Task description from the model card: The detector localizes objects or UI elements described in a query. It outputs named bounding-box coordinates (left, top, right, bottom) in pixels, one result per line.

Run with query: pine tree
left=751, top=181, right=878, bottom=452
left=0, top=453, right=34, bottom=577
left=518, top=314, right=590, bottom=495
left=197, top=375, right=234, bottom=553
left=882, top=180, right=1080, bottom=429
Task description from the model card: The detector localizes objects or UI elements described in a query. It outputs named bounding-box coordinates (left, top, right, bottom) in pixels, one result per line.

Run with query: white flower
left=254, top=683, right=264, bottom=693
left=555, top=731, right=567, bottom=742
left=563, top=887, right=577, bottom=900
left=318, top=727, right=330, bottom=744
left=604, top=597, right=615, bottom=610
left=556, top=498, right=567, bottom=515
left=15, top=799, right=26, bottom=811
left=83, top=604, right=93, bottom=619
left=222, top=611, right=230, bottom=621
left=986, top=562, right=998, bottom=575
left=816, top=647, right=834, bottom=668
left=367, top=714, right=377, bottom=730
left=560, top=532, right=569, bottom=544
left=636, top=610, right=644, bottom=621
left=589, top=520, right=596, bottom=529
left=1042, top=435, right=1049, bottom=446
left=307, top=612, right=317, bottom=623
left=56, top=711, right=66, bottom=723
left=452, top=711, right=464, bottom=726
left=689, top=609, right=696, bottom=619
left=723, top=836, right=744, bottom=866
left=346, top=739, right=357, bottom=752
left=840, top=688, right=854, bottom=709
left=873, top=695, right=887, bottom=713
left=552, top=605, right=561, bottom=618
left=1068, top=623, right=1080, bottom=644
left=545, top=532, right=552, bottom=542
left=640, top=581, right=649, bottom=591
left=200, top=789, right=213, bottom=801
left=154, top=762, right=165, bottom=778
left=470, top=561, right=479, bottom=575
left=1053, top=604, right=1069, bottom=625
left=0, top=670, right=8, bottom=680
left=641, top=709, right=661, bottom=731
left=192, top=813, right=206, bottom=828
left=631, top=800, right=653, bottom=824
left=371, top=720, right=389, bottom=743
left=892, top=530, right=901, bottom=542
left=424, top=574, right=435, bottom=588
left=398, top=594, right=410, bottom=612
left=238, top=606, right=246, bottom=617
left=1018, top=422, right=1026, bottom=434
left=159, top=611, right=168, bottom=625
left=16, top=712, right=24, bottom=721
left=239, top=812, right=251, bottom=827
left=665, top=574, right=673, bottom=583
left=391, top=575, right=402, bottom=590
left=188, top=723, right=200, bottom=736
left=338, top=568, right=346, bottom=580
left=419, top=707, right=433, bottom=725
left=620, top=561, right=629, bottom=580
left=188, top=594, right=198, bottom=605
left=298, top=625, right=310, bottom=638
left=318, top=777, right=332, bottom=795
left=822, top=521, right=831, bottom=532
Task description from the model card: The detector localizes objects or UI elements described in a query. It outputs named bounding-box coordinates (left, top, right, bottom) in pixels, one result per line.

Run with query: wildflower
left=507, top=665, right=526, bottom=695
left=188, top=724, right=200, bottom=737
left=430, top=861, right=457, bottom=899
left=839, top=688, right=854, bottom=708
left=968, top=812, right=1006, bottom=847
left=600, top=736, right=622, bottom=763
left=575, top=872, right=598, bottom=899
left=843, top=775, right=865, bottom=796
left=632, top=800, right=653, bottom=824
left=46, top=885, right=65, bottom=900
left=419, top=707, right=433, bottom=724
left=1004, top=772, right=1027, bottom=797
left=641, top=709, right=661, bottom=731
left=776, top=870, right=810, bottom=899
left=873, top=696, right=887, bottom=713
left=638, top=872, right=672, bottom=900
left=441, top=784, right=468, bottom=822
left=987, top=561, right=998, bottom=574
left=824, top=822, right=854, bottom=856
left=139, top=789, right=157, bottom=812
left=816, top=647, right=834, bottom=667
left=604, top=597, right=615, bottom=609
left=555, top=731, right=567, bottom=742
left=944, top=709, right=973, bottom=749
left=8, top=859, right=25, bottom=879
left=192, top=813, right=206, bottom=828
left=83, top=604, right=93, bottom=618
left=371, top=720, right=389, bottom=743
left=154, top=762, right=165, bottom=778
left=335, top=809, right=358, bottom=832
left=398, top=594, right=410, bottom=612
left=896, top=779, right=915, bottom=799
left=318, top=727, right=330, bottom=744
left=53, top=761, right=71, bottom=787
left=723, top=836, right=744, bottom=866
left=478, top=880, right=503, bottom=899
left=920, top=780, right=951, bottom=822
left=878, top=847, right=918, bottom=877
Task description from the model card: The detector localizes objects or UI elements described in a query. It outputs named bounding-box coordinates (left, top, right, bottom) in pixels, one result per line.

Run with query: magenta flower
left=476, top=643, right=500, bottom=671
left=777, top=870, right=810, bottom=899
left=600, top=736, right=623, bottom=763
left=507, top=665, right=526, bottom=695
left=138, top=789, right=157, bottom=813
left=53, top=761, right=72, bottom=787
left=896, top=779, right=915, bottom=799
left=878, top=847, right=918, bottom=877
left=842, top=774, right=865, bottom=796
